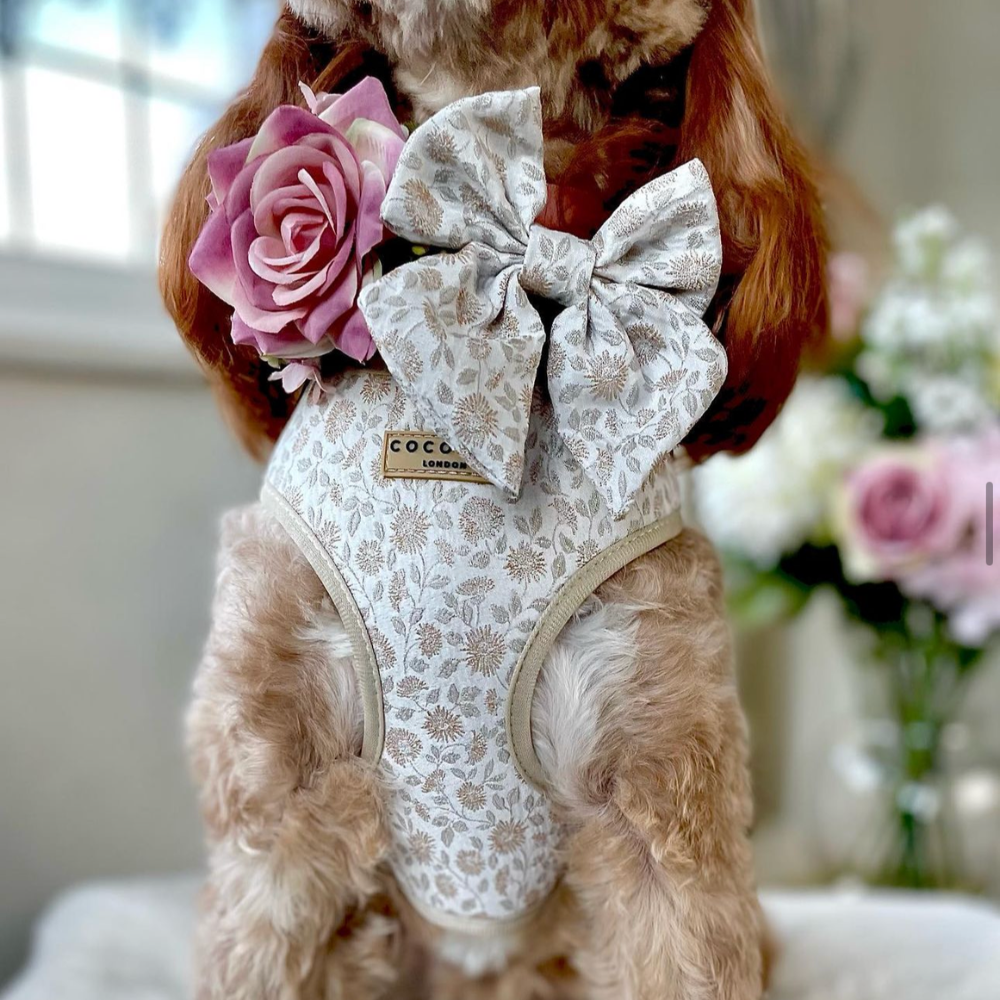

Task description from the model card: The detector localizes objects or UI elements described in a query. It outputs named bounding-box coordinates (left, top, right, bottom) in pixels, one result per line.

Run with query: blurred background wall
left=0, top=0, right=998, bottom=986
left=837, top=0, right=1000, bottom=262
left=0, top=370, right=258, bottom=979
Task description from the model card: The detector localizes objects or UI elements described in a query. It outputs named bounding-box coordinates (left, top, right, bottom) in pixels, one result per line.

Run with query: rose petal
left=333, top=306, right=376, bottom=362
left=231, top=282, right=308, bottom=334
left=298, top=262, right=360, bottom=344
left=270, top=227, right=356, bottom=308
left=298, top=82, right=327, bottom=115
left=207, top=137, right=254, bottom=205
left=230, top=314, right=330, bottom=357
left=222, top=156, right=265, bottom=222
left=229, top=313, right=297, bottom=353
left=309, top=220, right=359, bottom=300
left=248, top=231, right=325, bottom=284
left=230, top=210, right=293, bottom=313
left=314, top=76, right=407, bottom=140
left=270, top=256, right=334, bottom=306
left=280, top=212, right=328, bottom=256
left=251, top=183, right=316, bottom=240
left=356, top=161, right=387, bottom=259
left=230, top=225, right=309, bottom=333
left=248, top=146, right=334, bottom=199
left=249, top=145, right=357, bottom=235
left=188, top=207, right=238, bottom=304
left=345, top=118, right=406, bottom=184
left=296, top=166, right=341, bottom=237
left=319, top=162, right=349, bottom=243
left=297, top=132, right=363, bottom=198
left=248, top=105, right=335, bottom=162
left=247, top=214, right=326, bottom=274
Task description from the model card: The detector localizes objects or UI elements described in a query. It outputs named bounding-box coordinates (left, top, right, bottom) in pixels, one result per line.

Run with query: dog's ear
left=676, top=0, right=828, bottom=459
left=159, top=9, right=388, bottom=460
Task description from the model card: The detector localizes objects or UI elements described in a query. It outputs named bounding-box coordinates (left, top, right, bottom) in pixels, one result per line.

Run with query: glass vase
left=818, top=621, right=1000, bottom=891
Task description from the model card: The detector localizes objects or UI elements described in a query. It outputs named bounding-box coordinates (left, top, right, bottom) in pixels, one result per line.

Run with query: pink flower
left=901, top=428, right=1000, bottom=645
left=834, top=445, right=969, bottom=581
left=188, top=77, right=406, bottom=364
left=268, top=360, right=328, bottom=394
left=828, top=252, right=870, bottom=341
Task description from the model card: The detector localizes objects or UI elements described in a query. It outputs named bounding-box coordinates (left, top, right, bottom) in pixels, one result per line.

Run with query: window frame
left=0, top=0, right=276, bottom=372
left=0, top=247, right=192, bottom=372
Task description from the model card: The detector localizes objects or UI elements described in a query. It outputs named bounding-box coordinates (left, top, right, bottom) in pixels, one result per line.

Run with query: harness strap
left=506, top=511, right=684, bottom=789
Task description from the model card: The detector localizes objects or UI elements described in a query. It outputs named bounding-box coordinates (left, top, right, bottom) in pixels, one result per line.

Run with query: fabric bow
left=359, top=87, right=727, bottom=518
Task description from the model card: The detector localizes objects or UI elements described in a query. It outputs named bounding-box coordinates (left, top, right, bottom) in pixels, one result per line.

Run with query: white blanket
left=4, top=877, right=1000, bottom=1000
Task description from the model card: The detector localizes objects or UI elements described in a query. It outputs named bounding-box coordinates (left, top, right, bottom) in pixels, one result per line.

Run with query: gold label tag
left=381, top=431, right=490, bottom=484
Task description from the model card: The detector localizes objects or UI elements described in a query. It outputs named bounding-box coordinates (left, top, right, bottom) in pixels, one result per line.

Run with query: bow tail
left=359, top=254, right=547, bottom=497
left=546, top=284, right=728, bottom=518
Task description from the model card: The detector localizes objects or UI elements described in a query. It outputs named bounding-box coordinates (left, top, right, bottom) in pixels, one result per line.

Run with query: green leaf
left=726, top=570, right=811, bottom=629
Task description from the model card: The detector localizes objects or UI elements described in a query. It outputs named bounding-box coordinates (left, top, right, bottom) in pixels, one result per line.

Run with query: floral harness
left=262, top=370, right=684, bottom=933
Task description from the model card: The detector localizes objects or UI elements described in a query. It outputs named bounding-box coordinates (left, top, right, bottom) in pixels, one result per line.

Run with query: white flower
left=902, top=371, right=996, bottom=433
left=941, top=238, right=994, bottom=294
left=862, top=287, right=995, bottom=358
left=893, top=205, right=959, bottom=281
left=693, top=378, right=881, bottom=566
left=858, top=207, right=1000, bottom=432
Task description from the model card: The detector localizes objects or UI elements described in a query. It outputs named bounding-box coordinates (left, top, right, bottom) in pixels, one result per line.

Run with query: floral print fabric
left=359, top=86, right=727, bottom=519
left=263, top=370, right=681, bottom=925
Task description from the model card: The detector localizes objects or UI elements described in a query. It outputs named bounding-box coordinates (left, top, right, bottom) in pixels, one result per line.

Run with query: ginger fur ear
left=677, top=0, right=829, bottom=459
left=158, top=8, right=389, bottom=460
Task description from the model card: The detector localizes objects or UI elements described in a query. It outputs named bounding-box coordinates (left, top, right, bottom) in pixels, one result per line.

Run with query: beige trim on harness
left=262, top=483, right=385, bottom=765
left=402, top=883, right=550, bottom=939
left=506, top=511, right=685, bottom=790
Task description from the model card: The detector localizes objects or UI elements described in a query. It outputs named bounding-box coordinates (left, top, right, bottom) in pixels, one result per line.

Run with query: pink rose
left=189, top=77, right=406, bottom=363
left=902, top=428, right=1000, bottom=644
left=834, top=446, right=969, bottom=581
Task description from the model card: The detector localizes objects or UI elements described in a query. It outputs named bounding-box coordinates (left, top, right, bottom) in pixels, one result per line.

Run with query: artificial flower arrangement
left=694, top=207, right=1000, bottom=888
left=188, top=77, right=408, bottom=393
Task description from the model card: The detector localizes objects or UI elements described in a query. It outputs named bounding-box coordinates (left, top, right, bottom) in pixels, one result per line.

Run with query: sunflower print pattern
left=264, top=370, right=682, bottom=924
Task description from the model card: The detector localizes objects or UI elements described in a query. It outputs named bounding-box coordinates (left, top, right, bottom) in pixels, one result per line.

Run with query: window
left=0, top=0, right=276, bottom=368
left=0, top=0, right=276, bottom=262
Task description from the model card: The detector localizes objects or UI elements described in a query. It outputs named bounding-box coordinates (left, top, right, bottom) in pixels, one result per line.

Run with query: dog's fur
left=160, top=2, right=827, bottom=997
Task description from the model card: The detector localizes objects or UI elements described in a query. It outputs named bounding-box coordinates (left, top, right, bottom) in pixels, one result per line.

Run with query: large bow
left=359, top=87, right=726, bottom=518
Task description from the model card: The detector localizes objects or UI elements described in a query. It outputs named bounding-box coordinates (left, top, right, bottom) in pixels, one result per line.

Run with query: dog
left=159, top=3, right=826, bottom=997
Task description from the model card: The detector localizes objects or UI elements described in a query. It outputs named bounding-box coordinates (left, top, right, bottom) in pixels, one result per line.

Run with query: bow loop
left=521, top=225, right=596, bottom=306
left=379, top=89, right=547, bottom=253
left=594, top=159, right=722, bottom=316
left=359, top=88, right=727, bottom=518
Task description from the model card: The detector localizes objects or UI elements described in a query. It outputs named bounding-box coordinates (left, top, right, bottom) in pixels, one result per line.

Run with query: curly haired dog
left=159, top=3, right=827, bottom=998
